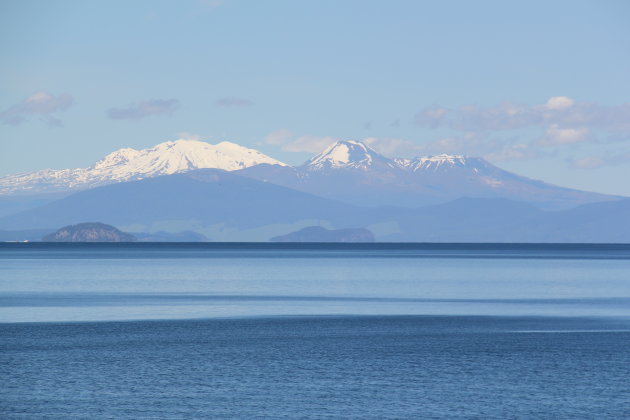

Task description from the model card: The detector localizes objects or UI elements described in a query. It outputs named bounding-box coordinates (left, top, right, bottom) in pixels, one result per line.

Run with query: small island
left=42, top=222, right=137, bottom=242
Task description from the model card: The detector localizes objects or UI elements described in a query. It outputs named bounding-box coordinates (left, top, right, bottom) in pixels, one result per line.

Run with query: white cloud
left=544, top=96, right=575, bottom=110
left=540, top=125, right=590, bottom=146
left=415, top=96, right=630, bottom=137
left=0, top=91, right=73, bottom=126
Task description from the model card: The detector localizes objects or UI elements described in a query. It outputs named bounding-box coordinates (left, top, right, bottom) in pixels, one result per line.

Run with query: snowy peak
left=0, top=139, right=287, bottom=195
left=93, top=139, right=287, bottom=176
left=303, top=140, right=393, bottom=170
left=303, top=140, right=482, bottom=173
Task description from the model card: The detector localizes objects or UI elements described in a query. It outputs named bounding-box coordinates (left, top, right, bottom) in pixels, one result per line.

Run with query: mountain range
left=0, top=138, right=627, bottom=242
left=236, top=140, right=614, bottom=209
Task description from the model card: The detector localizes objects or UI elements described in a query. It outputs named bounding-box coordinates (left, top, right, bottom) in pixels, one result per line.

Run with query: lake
left=1, top=243, right=629, bottom=418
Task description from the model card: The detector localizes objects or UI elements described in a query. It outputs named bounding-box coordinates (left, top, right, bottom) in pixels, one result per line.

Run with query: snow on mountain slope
left=305, top=141, right=479, bottom=173
left=303, top=140, right=397, bottom=170
left=395, top=154, right=472, bottom=171
left=0, top=139, right=286, bottom=195
left=93, top=140, right=286, bottom=178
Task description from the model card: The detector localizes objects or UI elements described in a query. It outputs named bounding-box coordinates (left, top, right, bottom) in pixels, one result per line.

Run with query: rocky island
left=42, top=222, right=137, bottom=242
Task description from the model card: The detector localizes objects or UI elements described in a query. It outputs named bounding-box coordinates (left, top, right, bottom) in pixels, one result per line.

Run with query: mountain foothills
left=0, top=138, right=628, bottom=242
left=1, top=170, right=361, bottom=241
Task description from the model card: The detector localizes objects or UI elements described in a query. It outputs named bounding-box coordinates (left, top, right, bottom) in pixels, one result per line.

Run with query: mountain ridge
left=0, top=139, right=286, bottom=195
left=0, top=138, right=622, bottom=211
left=237, top=141, right=618, bottom=210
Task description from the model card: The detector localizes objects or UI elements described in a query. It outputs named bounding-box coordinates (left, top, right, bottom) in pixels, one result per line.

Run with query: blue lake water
left=1, top=243, right=629, bottom=418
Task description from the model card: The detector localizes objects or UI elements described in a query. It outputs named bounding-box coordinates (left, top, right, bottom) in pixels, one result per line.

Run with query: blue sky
left=1, top=0, right=630, bottom=195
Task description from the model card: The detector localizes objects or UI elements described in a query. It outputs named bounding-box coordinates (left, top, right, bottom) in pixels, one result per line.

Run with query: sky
left=1, top=0, right=630, bottom=196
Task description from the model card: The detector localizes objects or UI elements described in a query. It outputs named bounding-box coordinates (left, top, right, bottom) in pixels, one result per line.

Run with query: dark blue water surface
left=1, top=243, right=630, bottom=418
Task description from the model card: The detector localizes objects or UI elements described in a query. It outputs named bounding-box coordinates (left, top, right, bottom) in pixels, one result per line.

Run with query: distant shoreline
left=2, top=241, right=629, bottom=260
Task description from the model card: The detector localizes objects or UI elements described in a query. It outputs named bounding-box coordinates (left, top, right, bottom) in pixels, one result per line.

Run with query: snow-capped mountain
left=304, top=141, right=489, bottom=175
left=236, top=140, right=618, bottom=209
left=0, top=138, right=619, bottom=211
left=0, top=139, right=626, bottom=242
left=304, top=141, right=477, bottom=173
left=303, top=140, right=397, bottom=171
left=0, top=139, right=286, bottom=195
